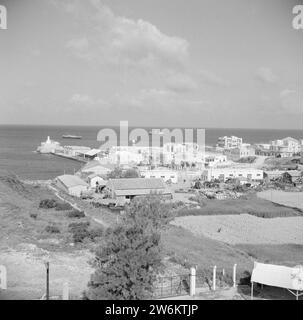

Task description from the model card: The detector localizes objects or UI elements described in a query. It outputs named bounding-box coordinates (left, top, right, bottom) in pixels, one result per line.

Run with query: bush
left=39, top=199, right=73, bottom=211
left=68, top=222, right=90, bottom=243
left=39, top=199, right=57, bottom=209
left=30, top=213, right=38, bottom=219
left=67, top=210, right=85, bottom=218
left=45, top=224, right=60, bottom=234
left=88, top=228, right=104, bottom=241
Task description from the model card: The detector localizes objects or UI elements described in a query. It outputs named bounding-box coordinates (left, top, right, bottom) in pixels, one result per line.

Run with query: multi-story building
left=162, top=143, right=204, bottom=168
left=139, top=168, right=178, bottom=183
left=217, top=136, right=243, bottom=149
left=270, top=137, right=301, bottom=157
left=201, top=168, right=264, bottom=182
left=225, top=143, right=256, bottom=161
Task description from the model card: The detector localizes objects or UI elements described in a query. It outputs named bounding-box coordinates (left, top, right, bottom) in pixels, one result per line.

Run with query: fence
left=154, top=264, right=238, bottom=298
left=152, top=274, right=191, bottom=299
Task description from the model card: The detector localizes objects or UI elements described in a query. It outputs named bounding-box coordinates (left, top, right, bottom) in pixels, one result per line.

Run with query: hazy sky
left=0, top=0, right=303, bottom=128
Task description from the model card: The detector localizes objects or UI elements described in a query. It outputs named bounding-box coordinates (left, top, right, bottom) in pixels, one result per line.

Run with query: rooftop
left=57, top=175, right=88, bottom=188
left=107, top=178, right=166, bottom=191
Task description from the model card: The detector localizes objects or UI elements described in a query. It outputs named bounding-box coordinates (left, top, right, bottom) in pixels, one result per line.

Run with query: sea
left=1, top=125, right=303, bottom=180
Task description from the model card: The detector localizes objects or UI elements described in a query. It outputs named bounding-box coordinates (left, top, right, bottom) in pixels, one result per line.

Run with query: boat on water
left=62, top=135, right=82, bottom=139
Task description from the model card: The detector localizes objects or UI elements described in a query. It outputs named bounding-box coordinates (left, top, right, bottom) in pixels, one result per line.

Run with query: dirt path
left=48, top=185, right=109, bottom=228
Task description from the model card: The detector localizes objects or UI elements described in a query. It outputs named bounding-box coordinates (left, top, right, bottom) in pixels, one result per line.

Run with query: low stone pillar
left=213, top=266, right=217, bottom=291
left=189, top=267, right=196, bottom=296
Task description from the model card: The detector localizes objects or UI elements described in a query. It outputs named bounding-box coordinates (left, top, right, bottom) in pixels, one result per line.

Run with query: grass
left=235, top=243, right=303, bottom=266
left=0, top=173, right=100, bottom=251
left=162, top=225, right=253, bottom=280
left=176, top=193, right=302, bottom=218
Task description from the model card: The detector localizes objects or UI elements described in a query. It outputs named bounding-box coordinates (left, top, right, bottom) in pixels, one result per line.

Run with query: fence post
left=0, top=265, right=7, bottom=290
left=213, top=266, right=217, bottom=291
left=45, top=262, right=49, bottom=300
left=190, top=267, right=196, bottom=296
left=62, top=281, right=69, bottom=300
left=233, top=264, right=237, bottom=288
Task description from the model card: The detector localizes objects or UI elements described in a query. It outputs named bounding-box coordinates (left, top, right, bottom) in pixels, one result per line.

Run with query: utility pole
left=45, top=262, right=49, bottom=300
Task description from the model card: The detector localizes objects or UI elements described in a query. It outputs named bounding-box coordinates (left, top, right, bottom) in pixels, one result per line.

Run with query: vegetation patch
left=45, top=224, right=61, bottom=234
left=39, top=198, right=73, bottom=211
left=67, top=209, right=85, bottom=219
left=176, top=194, right=301, bottom=218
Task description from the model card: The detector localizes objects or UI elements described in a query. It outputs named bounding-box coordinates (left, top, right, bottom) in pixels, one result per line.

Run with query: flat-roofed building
left=225, top=144, right=255, bottom=161
left=139, top=168, right=178, bottom=183
left=202, top=168, right=264, bottom=182
left=217, top=136, right=243, bottom=149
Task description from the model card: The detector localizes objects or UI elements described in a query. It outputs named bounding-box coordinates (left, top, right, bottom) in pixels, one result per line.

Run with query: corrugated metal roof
left=107, top=178, right=166, bottom=191
left=115, top=189, right=171, bottom=196
left=57, top=175, right=88, bottom=188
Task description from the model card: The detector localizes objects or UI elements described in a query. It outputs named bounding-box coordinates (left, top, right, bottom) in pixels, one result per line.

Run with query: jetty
left=50, top=152, right=88, bottom=163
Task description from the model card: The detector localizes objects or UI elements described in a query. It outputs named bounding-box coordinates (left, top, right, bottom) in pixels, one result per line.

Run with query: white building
left=87, top=173, right=107, bottom=188
left=202, top=168, right=264, bottom=182
left=63, top=146, right=91, bottom=157
left=56, top=175, right=89, bottom=197
left=270, top=137, right=301, bottom=157
left=225, top=144, right=255, bottom=161
left=139, top=168, right=178, bottom=183
left=205, top=153, right=227, bottom=167
left=217, top=136, right=243, bottom=149
left=81, top=160, right=115, bottom=176
left=163, top=143, right=204, bottom=168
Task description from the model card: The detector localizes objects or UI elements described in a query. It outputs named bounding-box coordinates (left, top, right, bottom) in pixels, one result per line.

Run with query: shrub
left=39, top=199, right=73, bottom=211
left=67, top=209, right=85, bottom=218
left=45, top=224, right=60, bottom=234
left=39, top=199, right=57, bottom=209
left=68, top=221, right=90, bottom=231
left=68, top=222, right=90, bottom=243
left=87, top=228, right=104, bottom=241
left=30, top=213, right=38, bottom=219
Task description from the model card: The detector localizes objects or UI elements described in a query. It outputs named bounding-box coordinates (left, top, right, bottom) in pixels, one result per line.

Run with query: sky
left=0, top=0, right=302, bottom=128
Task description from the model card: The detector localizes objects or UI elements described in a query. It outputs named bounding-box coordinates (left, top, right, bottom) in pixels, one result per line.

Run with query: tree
left=123, top=195, right=174, bottom=232
left=86, top=196, right=171, bottom=300
left=86, top=225, right=162, bottom=300
left=107, top=168, right=139, bottom=179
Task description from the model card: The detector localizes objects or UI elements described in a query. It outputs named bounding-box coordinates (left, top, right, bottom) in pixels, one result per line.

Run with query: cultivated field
left=258, top=190, right=303, bottom=211
left=172, top=214, right=303, bottom=245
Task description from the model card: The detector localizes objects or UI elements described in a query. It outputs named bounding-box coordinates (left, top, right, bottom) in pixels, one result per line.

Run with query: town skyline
left=0, top=0, right=303, bottom=129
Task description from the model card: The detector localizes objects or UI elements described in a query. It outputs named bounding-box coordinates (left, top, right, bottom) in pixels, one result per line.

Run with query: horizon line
left=1, top=123, right=303, bottom=131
